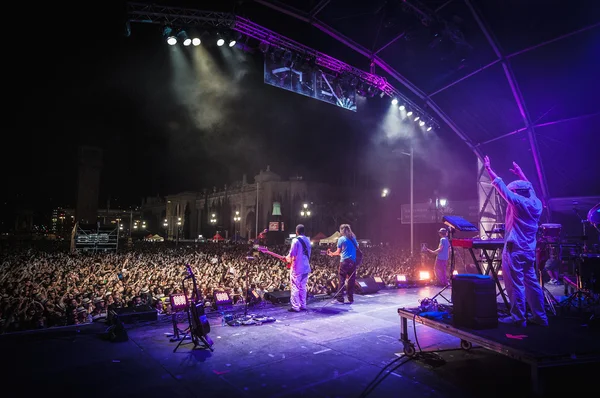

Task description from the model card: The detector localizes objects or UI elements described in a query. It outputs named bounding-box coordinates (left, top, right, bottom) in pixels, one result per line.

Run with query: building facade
left=144, top=167, right=358, bottom=241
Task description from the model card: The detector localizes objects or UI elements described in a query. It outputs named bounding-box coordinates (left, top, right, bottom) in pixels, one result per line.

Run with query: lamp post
left=176, top=217, right=182, bottom=246
left=300, top=203, right=312, bottom=235
left=396, top=147, right=414, bottom=257
left=233, top=211, right=241, bottom=237
left=163, top=218, right=168, bottom=239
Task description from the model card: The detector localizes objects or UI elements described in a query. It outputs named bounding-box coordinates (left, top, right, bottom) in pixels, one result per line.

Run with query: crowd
left=0, top=241, right=420, bottom=333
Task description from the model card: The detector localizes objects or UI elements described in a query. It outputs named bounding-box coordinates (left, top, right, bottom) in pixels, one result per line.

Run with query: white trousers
left=501, top=246, right=547, bottom=322
left=290, top=272, right=309, bottom=310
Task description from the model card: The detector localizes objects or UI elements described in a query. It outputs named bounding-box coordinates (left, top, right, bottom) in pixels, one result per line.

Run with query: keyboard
left=452, top=238, right=504, bottom=249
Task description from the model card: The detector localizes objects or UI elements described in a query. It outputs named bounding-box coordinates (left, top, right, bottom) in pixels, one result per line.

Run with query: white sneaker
left=498, top=316, right=526, bottom=327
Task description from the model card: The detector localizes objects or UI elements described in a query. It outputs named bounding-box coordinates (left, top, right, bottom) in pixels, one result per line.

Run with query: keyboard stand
left=466, top=247, right=510, bottom=310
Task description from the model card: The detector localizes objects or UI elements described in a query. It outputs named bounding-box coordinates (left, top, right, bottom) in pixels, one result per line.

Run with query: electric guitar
left=256, top=246, right=293, bottom=269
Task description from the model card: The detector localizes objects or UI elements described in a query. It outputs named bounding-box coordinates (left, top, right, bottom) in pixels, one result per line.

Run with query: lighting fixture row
left=391, top=98, right=433, bottom=132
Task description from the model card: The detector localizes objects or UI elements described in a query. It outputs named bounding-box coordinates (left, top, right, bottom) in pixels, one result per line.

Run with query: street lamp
left=210, top=214, right=217, bottom=224
left=233, top=211, right=241, bottom=236
left=395, top=147, right=414, bottom=256
left=381, top=188, right=389, bottom=198
left=300, top=203, right=311, bottom=217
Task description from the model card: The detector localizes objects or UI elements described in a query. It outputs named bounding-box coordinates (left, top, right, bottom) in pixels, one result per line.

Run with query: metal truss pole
left=464, top=0, right=549, bottom=208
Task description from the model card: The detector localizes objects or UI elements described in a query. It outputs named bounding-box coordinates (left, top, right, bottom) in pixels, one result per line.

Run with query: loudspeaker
left=109, top=305, right=157, bottom=324
left=452, top=274, right=497, bottom=329
left=580, top=254, right=600, bottom=293
left=355, top=277, right=380, bottom=295
left=264, top=290, right=291, bottom=304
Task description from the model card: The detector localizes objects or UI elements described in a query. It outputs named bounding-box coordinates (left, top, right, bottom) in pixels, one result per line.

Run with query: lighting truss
left=125, top=2, right=438, bottom=128
left=127, top=2, right=236, bottom=28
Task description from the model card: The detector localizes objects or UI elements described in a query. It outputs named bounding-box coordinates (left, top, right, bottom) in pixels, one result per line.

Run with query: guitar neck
left=264, top=251, right=285, bottom=261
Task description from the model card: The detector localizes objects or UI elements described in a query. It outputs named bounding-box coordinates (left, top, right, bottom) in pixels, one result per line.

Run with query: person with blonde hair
left=327, top=224, right=359, bottom=304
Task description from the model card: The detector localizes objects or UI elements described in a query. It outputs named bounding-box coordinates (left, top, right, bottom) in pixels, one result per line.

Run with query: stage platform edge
left=397, top=307, right=600, bottom=396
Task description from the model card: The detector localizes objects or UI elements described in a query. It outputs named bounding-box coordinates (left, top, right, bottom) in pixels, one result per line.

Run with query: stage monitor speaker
left=109, top=305, right=157, bottom=324
left=264, top=290, right=291, bottom=304
left=355, top=277, right=380, bottom=295
left=451, top=274, right=497, bottom=329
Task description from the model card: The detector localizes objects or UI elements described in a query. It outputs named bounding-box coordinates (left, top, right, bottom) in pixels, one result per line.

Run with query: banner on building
left=400, top=200, right=479, bottom=224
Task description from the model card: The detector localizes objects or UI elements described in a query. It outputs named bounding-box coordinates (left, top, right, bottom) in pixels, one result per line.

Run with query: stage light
left=427, top=126, right=432, bottom=131
left=167, top=36, right=177, bottom=45
left=397, top=275, right=407, bottom=282
left=391, top=98, right=398, bottom=105
left=177, top=30, right=190, bottom=46
left=407, top=111, right=413, bottom=116
left=399, top=105, right=405, bottom=110
left=419, top=121, right=425, bottom=126
left=414, top=116, right=420, bottom=121
left=418, top=271, right=431, bottom=280
left=228, top=39, right=236, bottom=47
left=170, top=293, right=187, bottom=311
left=214, top=290, right=232, bottom=306
left=192, top=37, right=201, bottom=46
left=452, top=270, right=458, bottom=276
left=217, top=38, right=225, bottom=46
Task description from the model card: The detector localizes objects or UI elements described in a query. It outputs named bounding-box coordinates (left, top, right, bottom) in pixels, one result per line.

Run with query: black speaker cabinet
left=109, top=305, right=157, bottom=324
left=451, top=274, right=497, bottom=329
left=355, top=277, right=380, bottom=295
left=580, top=254, right=600, bottom=293
left=264, top=290, right=291, bottom=304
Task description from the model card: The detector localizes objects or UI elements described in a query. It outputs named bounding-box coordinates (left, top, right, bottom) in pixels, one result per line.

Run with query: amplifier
left=355, top=277, right=380, bottom=295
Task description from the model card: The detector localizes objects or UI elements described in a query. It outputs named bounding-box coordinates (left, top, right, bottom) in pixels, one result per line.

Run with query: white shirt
left=492, top=177, right=542, bottom=252
left=288, top=235, right=312, bottom=275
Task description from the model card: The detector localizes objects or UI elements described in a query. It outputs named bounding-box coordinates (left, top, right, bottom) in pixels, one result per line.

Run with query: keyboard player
left=484, top=156, right=548, bottom=327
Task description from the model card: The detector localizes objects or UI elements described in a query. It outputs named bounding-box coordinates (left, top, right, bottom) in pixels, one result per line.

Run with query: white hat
left=438, top=228, right=448, bottom=233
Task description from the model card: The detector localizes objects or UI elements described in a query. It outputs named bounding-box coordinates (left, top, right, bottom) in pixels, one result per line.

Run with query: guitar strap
left=297, top=237, right=310, bottom=258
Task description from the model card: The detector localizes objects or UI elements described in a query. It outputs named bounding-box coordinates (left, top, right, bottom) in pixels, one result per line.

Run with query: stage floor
left=2, top=284, right=597, bottom=398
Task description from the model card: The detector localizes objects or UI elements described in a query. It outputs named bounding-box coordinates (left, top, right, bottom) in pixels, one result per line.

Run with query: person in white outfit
left=285, top=224, right=312, bottom=312
left=484, top=156, right=548, bottom=327
left=428, top=228, right=451, bottom=286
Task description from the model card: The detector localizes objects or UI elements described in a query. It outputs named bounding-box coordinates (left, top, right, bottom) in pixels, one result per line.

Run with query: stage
left=2, top=284, right=598, bottom=398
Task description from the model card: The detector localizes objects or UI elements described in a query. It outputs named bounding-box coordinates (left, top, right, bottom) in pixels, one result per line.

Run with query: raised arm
left=510, top=161, right=528, bottom=182
left=483, top=156, right=499, bottom=181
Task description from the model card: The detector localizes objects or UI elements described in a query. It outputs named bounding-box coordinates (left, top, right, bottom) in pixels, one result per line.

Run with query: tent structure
left=311, top=232, right=327, bottom=242
left=213, top=233, right=225, bottom=241
left=320, top=231, right=341, bottom=244
left=127, top=1, right=600, bottom=232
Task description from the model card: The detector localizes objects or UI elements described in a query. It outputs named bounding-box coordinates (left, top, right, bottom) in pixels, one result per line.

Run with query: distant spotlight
left=414, top=116, right=420, bottom=121
left=177, top=30, right=190, bottom=46
left=192, top=38, right=201, bottom=46
left=391, top=98, right=398, bottom=105
left=399, top=105, right=405, bottom=110
left=397, top=275, right=407, bottom=282
left=419, top=121, right=425, bottom=126
left=407, top=111, right=413, bottom=116
left=418, top=271, right=431, bottom=281
left=228, top=39, right=236, bottom=47
left=167, top=36, right=177, bottom=45
left=217, top=38, right=225, bottom=46
left=427, top=126, right=433, bottom=131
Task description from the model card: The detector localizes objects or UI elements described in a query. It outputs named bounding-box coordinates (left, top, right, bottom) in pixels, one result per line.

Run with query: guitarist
left=285, top=224, right=312, bottom=312
left=327, top=224, right=359, bottom=304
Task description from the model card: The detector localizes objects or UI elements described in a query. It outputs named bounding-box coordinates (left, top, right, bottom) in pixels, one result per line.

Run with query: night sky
left=4, top=1, right=478, bottom=228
